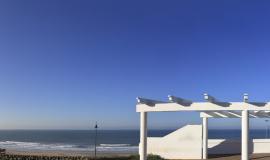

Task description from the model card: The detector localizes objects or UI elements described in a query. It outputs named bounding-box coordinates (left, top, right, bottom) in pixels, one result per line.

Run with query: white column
left=202, top=117, right=208, bottom=159
left=241, top=110, right=249, bottom=160
left=140, top=112, right=147, bottom=160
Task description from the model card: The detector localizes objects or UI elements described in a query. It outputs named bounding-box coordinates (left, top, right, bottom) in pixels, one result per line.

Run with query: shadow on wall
left=209, top=139, right=254, bottom=155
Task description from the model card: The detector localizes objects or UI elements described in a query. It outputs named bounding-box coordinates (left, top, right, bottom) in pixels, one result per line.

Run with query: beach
left=0, top=149, right=140, bottom=160
left=3, top=152, right=270, bottom=160
left=4, top=149, right=136, bottom=157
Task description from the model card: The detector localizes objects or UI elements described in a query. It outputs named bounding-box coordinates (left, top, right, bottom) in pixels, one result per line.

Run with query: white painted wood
left=254, top=111, right=270, bottom=118
left=228, top=111, right=242, bottom=117
left=249, top=111, right=258, bottom=118
left=241, top=110, right=249, bottom=160
left=140, top=112, right=147, bottom=160
left=200, top=111, right=231, bottom=118
left=136, top=95, right=270, bottom=160
left=243, top=93, right=249, bottom=102
left=200, top=111, right=263, bottom=118
left=137, top=97, right=164, bottom=106
left=168, top=95, right=192, bottom=106
left=136, top=102, right=270, bottom=112
left=202, top=117, right=208, bottom=159
left=204, top=93, right=218, bottom=103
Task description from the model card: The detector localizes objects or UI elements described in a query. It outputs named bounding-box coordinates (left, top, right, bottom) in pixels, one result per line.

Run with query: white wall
left=146, top=125, right=202, bottom=159
left=253, top=139, right=270, bottom=153
left=146, top=124, right=270, bottom=159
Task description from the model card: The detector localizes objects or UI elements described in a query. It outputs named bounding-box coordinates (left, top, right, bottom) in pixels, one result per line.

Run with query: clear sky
left=1, top=0, right=270, bottom=130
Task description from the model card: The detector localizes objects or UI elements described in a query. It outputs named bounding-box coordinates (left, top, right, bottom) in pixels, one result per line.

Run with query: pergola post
left=241, top=110, right=249, bottom=160
left=202, top=117, right=208, bottom=159
left=136, top=94, right=270, bottom=160
left=140, top=112, right=147, bottom=160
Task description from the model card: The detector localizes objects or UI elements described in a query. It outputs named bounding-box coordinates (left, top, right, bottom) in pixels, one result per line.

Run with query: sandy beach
left=0, top=149, right=140, bottom=160
left=4, top=149, right=137, bottom=157
left=3, top=152, right=270, bottom=160
left=3, top=149, right=270, bottom=160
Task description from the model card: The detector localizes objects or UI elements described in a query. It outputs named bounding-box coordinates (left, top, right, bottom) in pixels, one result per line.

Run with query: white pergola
left=136, top=94, right=270, bottom=160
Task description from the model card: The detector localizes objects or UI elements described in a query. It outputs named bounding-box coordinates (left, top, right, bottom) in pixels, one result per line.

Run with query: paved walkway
left=205, top=154, right=270, bottom=160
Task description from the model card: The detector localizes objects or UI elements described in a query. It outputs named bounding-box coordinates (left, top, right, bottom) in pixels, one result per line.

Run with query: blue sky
left=0, top=0, right=270, bottom=129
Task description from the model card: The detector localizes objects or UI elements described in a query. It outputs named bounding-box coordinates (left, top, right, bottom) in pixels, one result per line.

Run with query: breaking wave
left=0, top=141, right=138, bottom=152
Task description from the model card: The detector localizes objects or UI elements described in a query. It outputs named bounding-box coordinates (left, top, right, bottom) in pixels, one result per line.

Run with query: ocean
left=0, top=129, right=269, bottom=153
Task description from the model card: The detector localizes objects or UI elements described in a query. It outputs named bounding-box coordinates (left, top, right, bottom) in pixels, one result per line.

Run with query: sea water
left=0, top=130, right=268, bottom=152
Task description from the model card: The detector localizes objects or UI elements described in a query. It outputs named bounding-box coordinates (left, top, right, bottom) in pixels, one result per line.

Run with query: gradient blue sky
left=1, top=0, right=270, bottom=129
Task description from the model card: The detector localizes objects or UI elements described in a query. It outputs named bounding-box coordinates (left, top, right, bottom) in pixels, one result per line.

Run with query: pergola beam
left=225, top=111, right=242, bottom=118
left=201, top=111, right=242, bottom=118
left=204, top=93, right=218, bottom=103
left=136, top=97, right=165, bottom=106
left=243, top=93, right=249, bottom=102
left=253, top=111, right=270, bottom=118
left=248, top=111, right=258, bottom=118
left=137, top=102, right=270, bottom=112
left=200, top=111, right=269, bottom=118
left=168, top=95, right=192, bottom=106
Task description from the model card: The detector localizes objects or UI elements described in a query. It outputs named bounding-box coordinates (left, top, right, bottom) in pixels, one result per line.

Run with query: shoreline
left=4, top=149, right=137, bottom=157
